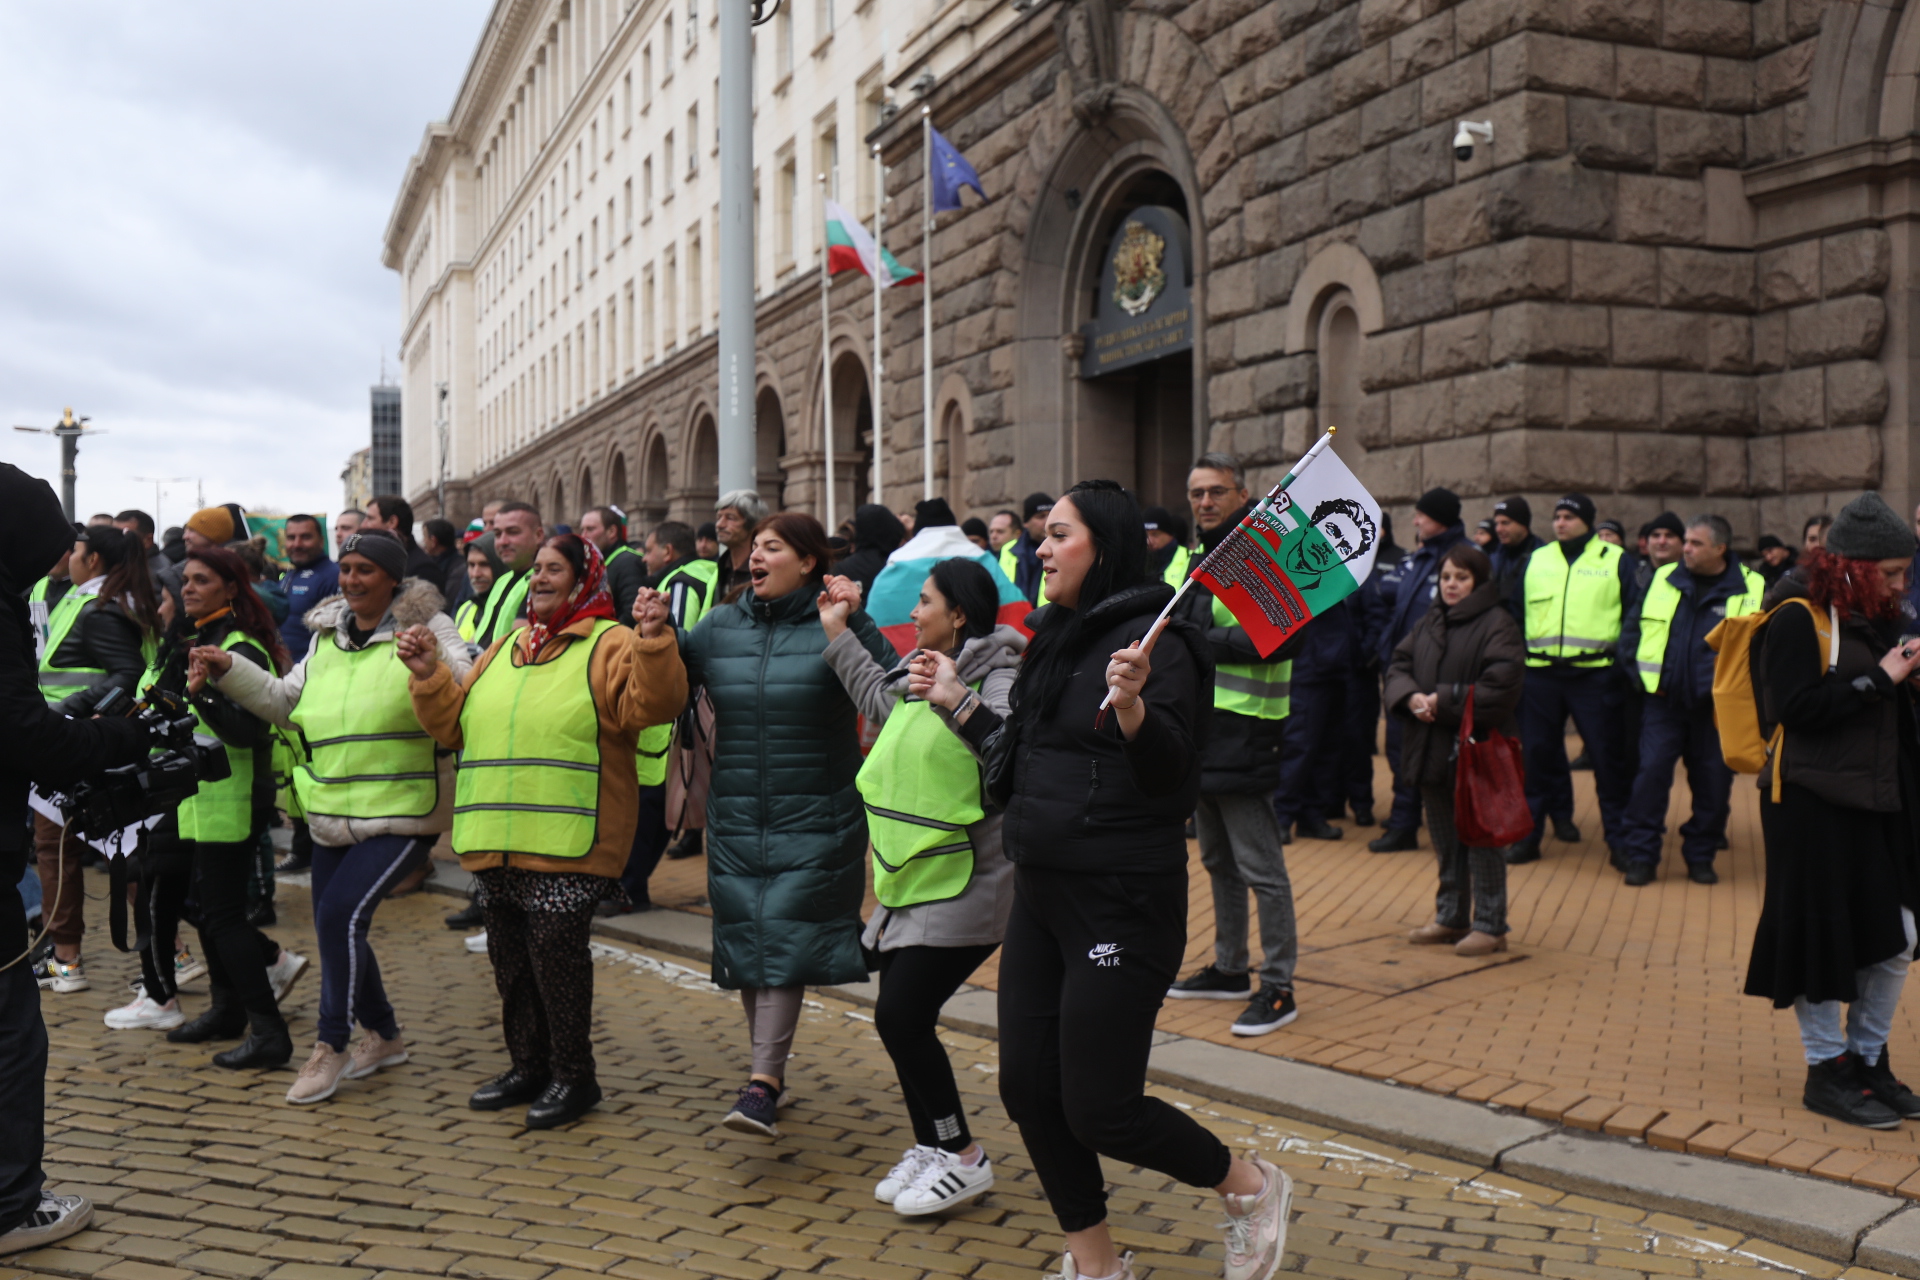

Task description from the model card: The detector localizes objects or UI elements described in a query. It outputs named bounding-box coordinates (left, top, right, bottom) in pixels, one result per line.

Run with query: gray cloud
left=0, top=0, right=490, bottom=530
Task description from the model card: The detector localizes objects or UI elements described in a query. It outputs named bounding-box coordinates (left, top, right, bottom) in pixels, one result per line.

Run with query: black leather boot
left=212, top=1010, right=294, bottom=1069
left=1860, top=1049, right=1920, bottom=1120
left=470, top=1068, right=550, bottom=1111
left=167, top=996, right=246, bottom=1044
left=526, top=1080, right=603, bottom=1129
left=1805, top=1053, right=1902, bottom=1129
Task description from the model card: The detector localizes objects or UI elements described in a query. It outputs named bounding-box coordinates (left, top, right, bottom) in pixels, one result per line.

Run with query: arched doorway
left=551, top=476, right=568, bottom=528
left=640, top=434, right=670, bottom=525
left=756, top=387, right=787, bottom=509
left=609, top=452, right=629, bottom=513
left=826, top=350, right=872, bottom=528
left=690, top=413, right=720, bottom=511
left=578, top=465, right=595, bottom=515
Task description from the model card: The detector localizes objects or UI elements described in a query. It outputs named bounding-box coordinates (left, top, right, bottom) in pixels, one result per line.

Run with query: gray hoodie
left=822, top=623, right=1024, bottom=951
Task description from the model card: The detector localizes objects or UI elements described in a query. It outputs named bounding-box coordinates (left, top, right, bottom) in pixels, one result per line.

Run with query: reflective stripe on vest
left=290, top=636, right=440, bottom=819
left=179, top=631, right=265, bottom=843
left=453, top=618, right=617, bottom=858
left=1632, top=561, right=1765, bottom=693
left=658, top=558, right=719, bottom=631
left=1161, top=545, right=1193, bottom=588
left=476, top=570, right=531, bottom=646
left=1211, top=595, right=1291, bottom=720
left=38, top=590, right=104, bottom=706
left=1524, top=538, right=1624, bottom=668
left=856, top=688, right=984, bottom=908
left=454, top=598, right=480, bottom=643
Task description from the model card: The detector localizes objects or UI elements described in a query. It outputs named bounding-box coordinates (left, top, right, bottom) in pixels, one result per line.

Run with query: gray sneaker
left=1222, top=1156, right=1291, bottom=1280
left=0, top=1193, right=93, bottom=1256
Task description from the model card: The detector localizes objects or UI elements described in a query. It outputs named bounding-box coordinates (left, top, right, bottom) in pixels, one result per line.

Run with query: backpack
left=1705, top=597, right=1836, bottom=795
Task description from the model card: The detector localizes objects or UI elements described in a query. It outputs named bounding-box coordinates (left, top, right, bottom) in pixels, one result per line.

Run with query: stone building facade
left=398, top=0, right=1920, bottom=546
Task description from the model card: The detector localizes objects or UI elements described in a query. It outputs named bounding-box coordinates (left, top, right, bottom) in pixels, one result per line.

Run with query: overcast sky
left=0, top=1, right=492, bottom=534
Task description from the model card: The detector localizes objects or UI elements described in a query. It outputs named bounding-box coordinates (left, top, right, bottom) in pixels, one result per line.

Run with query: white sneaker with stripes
left=890, top=1148, right=993, bottom=1216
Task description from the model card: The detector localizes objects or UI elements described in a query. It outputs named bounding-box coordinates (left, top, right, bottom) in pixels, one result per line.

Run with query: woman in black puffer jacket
left=928, top=480, right=1290, bottom=1280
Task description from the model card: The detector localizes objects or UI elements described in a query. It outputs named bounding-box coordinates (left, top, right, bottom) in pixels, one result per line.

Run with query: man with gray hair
left=714, top=490, right=769, bottom=600
left=1615, top=513, right=1764, bottom=886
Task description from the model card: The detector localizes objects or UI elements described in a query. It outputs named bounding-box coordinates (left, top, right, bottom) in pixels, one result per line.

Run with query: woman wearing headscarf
left=400, top=534, right=687, bottom=1129
left=33, top=524, right=163, bottom=995
left=681, top=511, right=895, bottom=1136
left=1745, top=492, right=1920, bottom=1131
left=195, top=529, right=470, bottom=1105
left=835, top=504, right=907, bottom=601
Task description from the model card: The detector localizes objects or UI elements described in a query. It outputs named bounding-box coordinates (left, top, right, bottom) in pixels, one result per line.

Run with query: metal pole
left=59, top=433, right=77, bottom=523
left=715, top=0, right=756, bottom=497
left=820, top=172, right=836, bottom=532
left=921, top=106, right=934, bottom=501
left=871, top=144, right=884, bottom=507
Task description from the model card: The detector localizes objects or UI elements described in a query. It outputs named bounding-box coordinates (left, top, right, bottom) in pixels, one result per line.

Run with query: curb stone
left=411, top=864, right=1920, bottom=1277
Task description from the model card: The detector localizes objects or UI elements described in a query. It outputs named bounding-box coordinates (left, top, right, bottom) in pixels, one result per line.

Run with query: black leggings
left=139, top=837, right=278, bottom=1014
left=874, top=943, right=997, bottom=1152
left=997, top=865, right=1231, bottom=1232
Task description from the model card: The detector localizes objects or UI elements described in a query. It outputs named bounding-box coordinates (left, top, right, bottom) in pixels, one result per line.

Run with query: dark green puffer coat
left=681, top=583, right=895, bottom=989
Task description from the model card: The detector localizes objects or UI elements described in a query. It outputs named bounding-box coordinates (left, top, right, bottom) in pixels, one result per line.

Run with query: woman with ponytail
left=918, top=480, right=1290, bottom=1280
left=1746, top=492, right=1920, bottom=1132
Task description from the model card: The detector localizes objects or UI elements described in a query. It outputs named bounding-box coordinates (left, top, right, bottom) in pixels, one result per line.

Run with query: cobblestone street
left=8, top=883, right=1899, bottom=1280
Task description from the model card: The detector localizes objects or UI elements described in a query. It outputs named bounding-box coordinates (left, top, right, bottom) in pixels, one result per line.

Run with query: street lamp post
left=11, top=408, right=100, bottom=522
left=131, top=476, right=194, bottom=534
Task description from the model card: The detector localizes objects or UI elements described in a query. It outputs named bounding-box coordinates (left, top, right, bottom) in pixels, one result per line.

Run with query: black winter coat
left=1382, top=582, right=1526, bottom=788
left=961, top=582, right=1211, bottom=875
left=1744, top=601, right=1920, bottom=1007
left=47, top=598, right=150, bottom=718
left=0, top=463, right=146, bottom=863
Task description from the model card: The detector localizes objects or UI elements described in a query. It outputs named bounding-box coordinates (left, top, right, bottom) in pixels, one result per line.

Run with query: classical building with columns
left=392, top=0, right=1920, bottom=544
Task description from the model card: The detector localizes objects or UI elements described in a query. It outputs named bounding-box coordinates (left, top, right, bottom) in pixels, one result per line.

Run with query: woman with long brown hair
left=680, top=511, right=896, bottom=1136
left=105, top=546, right=309, bottom=1069
left=1746, top=492, right=1920, bottom=1131
left=32, top=524, right=164, bottom=995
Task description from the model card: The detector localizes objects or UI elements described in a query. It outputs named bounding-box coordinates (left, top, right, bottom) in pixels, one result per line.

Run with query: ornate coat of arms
left=1111, top=220, right=1167, bottom=317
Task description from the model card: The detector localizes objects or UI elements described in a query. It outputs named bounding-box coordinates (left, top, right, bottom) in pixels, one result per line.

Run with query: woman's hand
left=816, top=575, right=861, bottom=639
left=1408, top=692, right=1438, bottom=723
left=634, top=588, right=670, bottom=640
left=188, top=645, right=233, bottom=685
left=908, top=649, right=971, bottom=715
left=1106, top=645, right=1151, bottom=709
left=394, top=625, right=442, bottom=679
left=186, top=650, right=209, bottom=696
left=1881, top=640, right=1920, bottom=687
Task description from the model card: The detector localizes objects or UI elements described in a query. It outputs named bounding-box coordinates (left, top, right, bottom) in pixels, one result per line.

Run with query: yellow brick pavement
left=9, top=889, right=1895, bottom=1280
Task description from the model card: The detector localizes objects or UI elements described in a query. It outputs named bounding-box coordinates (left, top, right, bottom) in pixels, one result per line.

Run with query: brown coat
left=409, top=617, right=688, bottom=879
left=1383, top=581, right=1526, bottom=789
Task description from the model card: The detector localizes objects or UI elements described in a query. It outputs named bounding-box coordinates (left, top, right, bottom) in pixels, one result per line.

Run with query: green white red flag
left=1190, top=443, right=1382, bottom=657
left=825, top=199, right=921, bottom=288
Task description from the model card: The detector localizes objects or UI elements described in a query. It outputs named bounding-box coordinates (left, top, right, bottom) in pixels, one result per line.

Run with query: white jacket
left=215, top=578, right=471, bottom=848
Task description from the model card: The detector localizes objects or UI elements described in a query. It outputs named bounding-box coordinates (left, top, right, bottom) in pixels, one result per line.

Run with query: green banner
left=245, top=514, right=326, bottom=566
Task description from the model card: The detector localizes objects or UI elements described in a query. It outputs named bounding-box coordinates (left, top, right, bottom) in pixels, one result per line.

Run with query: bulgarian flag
left=825, top=198, right=922, bottom=287
left=1190, top=434, right=1382, bottom=656
left=866, top=524, right=1029, bottom=655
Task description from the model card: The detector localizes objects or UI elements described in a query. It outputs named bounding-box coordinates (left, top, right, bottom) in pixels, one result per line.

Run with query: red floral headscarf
left=520, top=534, right=617, bottom=660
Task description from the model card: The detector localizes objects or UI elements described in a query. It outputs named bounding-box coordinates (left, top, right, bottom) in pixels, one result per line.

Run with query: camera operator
left=33, top=524, right=163, bottom=995
left=0, top=464, right=152, bottom=1256
left=103, top=548, right=307, bottom=1067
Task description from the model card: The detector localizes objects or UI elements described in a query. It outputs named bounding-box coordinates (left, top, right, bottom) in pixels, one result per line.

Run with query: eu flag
left=929, top=126, right=986, bottom=213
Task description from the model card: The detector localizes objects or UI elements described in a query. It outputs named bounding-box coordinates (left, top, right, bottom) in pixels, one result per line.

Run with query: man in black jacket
left=364, top=495, right=439, bottom=584
left=0, top=464, right=148, bottom=1257
left=1164, top=454, right=1308, bottom=1037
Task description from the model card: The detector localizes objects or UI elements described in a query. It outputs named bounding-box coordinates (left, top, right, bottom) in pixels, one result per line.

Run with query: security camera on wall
left=1453, top=120, right=1493, bottom=163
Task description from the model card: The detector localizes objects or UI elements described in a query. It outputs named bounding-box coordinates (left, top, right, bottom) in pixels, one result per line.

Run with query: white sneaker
left=33, top=956, right=89, bottom=993
left=0, top=1193, right=93, bottom=1257
left=104, top=990, right=185, bottom=1031
left=287, top=1042, right=351, bottom=1105
left=267, top=949, right=310, bottom=1003
left=892, top=1148, right=993, bottom=1216
left=464, top=930, right=489, bottom=953
left=343, top=1026, right=408, bottom=1080
left=1222, top=1157, right=1291, bottom=1280
left=174, top=945, right=207, bottom=986
left=1050, top=1251, right=1135, bottom=1280
left=874, top=1145, right=939, bottom=1203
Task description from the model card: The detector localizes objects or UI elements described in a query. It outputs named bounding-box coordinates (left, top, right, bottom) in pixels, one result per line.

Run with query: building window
left=642, top=266, right=656, bottom=362
left=663, top=17, right=673, bottom=74
left=688, top=227, right=702, bottom=339
left=776, top=152, right=796, bottom=275
left=607, top=198, right=616, bottom=253
left=663, top=246, right=679, bottom=349
left=622, top=70, right=633, bottom=130
left=776, top=6, right=792, bottom=79
left=623, top=178, right=633, bottom=236
left=642, top=158, right=653, bottom=215
left=664, top=132, right=675, bottom=194
left=590, top=217, right=599, bottom=269
left=623, top=279, right=636, bottom=373
left=686, top=106, right=699, bottom=174
left=817, top=0, right=834, bottom=40
left=642, top=45, right=652, bottom=105
left=815, top=122, right=838, bottom=203
left=686, top=0, right=697, bottom=48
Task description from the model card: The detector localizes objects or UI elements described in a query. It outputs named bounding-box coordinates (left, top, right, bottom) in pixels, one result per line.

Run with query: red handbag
left=1453, top=686, right=1532, bottom=848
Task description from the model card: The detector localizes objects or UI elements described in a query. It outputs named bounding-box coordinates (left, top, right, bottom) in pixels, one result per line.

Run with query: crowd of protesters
left=21, top=457, right=1920, bottom=1277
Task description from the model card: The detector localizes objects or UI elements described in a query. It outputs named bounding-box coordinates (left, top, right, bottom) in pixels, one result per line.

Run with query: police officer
left=1370, top=489, right=1467, bottom=853
left=1165, top=453, right=1304, bottom=1037
left=1515, top=494, right=1637, bottom=865
left=1615, top=514, right=1761, bottom=886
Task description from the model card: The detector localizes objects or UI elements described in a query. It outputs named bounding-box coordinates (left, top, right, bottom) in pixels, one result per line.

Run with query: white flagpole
left=820, top=172, right=836, bottom=532
left=871, top=143, right=884, bottom=507
left=921, top=105, right=934, bottom=501
left=1097, top=427, right=1341, bottom=713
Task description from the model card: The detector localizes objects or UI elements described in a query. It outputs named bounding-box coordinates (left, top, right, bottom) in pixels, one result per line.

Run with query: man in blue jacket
left=277, top=514, right=337, bottom=659
left=1369, top=489, right=1466, bottom=853
left=1615, top=514, right=1762, bottom=886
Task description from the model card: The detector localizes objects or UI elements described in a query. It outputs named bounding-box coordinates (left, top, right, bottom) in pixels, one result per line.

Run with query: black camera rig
left=52, top=686, right=231, bottom=841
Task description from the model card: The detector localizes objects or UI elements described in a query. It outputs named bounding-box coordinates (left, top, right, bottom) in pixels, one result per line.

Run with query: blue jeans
left=1794, top=909, right=1916, bottom=1064
left=1618, top=697, right=1732, bottom=867
left=17, top=862, right=40, bottom=922
left=310, top=836, right=423, bottom=1050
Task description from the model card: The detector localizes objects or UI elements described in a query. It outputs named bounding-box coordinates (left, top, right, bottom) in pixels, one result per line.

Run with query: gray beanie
left=1824, top=492, right=1917, bottom=562
left=339, top=528, right=409, bottom=583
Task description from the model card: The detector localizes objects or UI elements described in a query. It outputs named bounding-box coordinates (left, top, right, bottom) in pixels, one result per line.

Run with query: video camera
left=54, top=686, right=231, bottom=839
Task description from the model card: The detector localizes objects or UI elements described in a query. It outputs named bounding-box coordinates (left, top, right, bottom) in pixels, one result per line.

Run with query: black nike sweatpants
left=997, top=864, right=1232, bottom=1232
